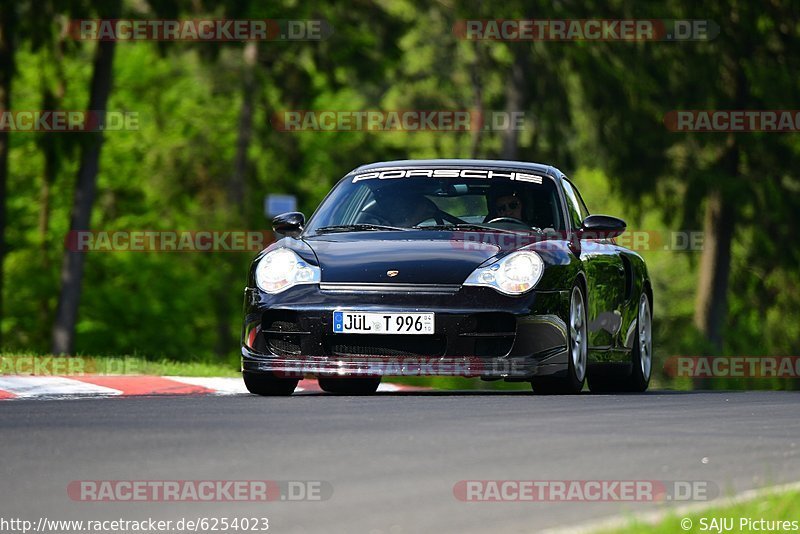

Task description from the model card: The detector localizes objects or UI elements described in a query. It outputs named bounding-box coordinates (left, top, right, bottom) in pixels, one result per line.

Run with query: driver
left=493, top=193, right=523, bottom=220
left=485, top=186, right=525, bottom=223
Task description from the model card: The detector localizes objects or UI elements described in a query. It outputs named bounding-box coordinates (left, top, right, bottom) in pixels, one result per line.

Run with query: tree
left=566, top=0, right=800, bottom=353
left=52, top=0, right=121, bottom=354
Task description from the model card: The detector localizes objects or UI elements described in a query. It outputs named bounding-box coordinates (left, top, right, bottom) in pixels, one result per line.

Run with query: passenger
left=365, top=187, right=439, bottom=227
left=393, top=194, right=439, bottom=226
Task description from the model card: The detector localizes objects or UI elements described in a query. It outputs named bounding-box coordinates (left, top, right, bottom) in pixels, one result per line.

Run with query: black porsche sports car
left=241, top=159, right=652, bottom=395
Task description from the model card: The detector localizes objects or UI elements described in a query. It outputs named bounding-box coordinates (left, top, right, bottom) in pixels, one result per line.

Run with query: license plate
left=333, top=311, right=434, bottom=335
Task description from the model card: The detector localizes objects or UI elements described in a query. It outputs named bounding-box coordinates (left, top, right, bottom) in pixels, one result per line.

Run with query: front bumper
left=241, top=284, right=570, bottom=379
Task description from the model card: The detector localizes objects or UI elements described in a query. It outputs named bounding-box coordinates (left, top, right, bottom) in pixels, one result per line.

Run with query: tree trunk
left=38, top=35, right=68, bottom=261
left=693, top=140, right=739, bottom=353
left=693, top=188, right=735, bottom=350
left=51, top=33, right=118, bottom=354
left=229, top=41, right=257, bottom=209
left=0, top=3, right=16, bottom=347
left=501, top=48, right=526, bottom=160
left=692, top=32, right=745, bottom=358
left=214, top=41, right=258, bottom=358
left=468, top=43, right=484, bottom=159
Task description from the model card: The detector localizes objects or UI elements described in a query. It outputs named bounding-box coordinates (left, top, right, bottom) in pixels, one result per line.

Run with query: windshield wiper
left=412, top=223, right=538, bottom=235
left=314, top=224, right=409, bottom=234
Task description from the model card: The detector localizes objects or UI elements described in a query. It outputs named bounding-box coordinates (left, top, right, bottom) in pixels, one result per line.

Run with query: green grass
left=600, top=488, right=800, bottom=534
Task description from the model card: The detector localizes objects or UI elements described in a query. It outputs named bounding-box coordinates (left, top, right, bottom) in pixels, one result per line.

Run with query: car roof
left=346, top=159, right=565, bottom=179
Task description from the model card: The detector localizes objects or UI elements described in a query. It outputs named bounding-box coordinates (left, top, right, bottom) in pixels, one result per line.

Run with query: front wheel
left=243, top=371, right=298, bottom=396
left=531, top=284, right=587, bottom=395
left=318, top=376, right=381, bottom=395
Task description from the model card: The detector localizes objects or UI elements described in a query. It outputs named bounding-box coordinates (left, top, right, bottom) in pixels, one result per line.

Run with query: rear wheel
left=318, top=376, right=381, bottom=395
left=627, top=292, right=653, bottom=392
left=243, top=371, right=298, bottom=396
left=531, top=284, right=587, bottom=395
left=588, top=292, right=652, bottom=393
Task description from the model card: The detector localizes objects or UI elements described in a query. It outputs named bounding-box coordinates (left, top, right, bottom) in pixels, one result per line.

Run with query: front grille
left=262, top=313, right=304, bottom=356
left=268, top=320, right=302, bottom=333
left=256, top=311, right=518, bottom=359
left=474, top=338, right=514, bottom=358
left=319, top=283, right=460, bottom=295
left=267, top=336, right=302, bottom=356
left=324, top=334, right=446, bottom=358
left=459, top=312, right=517, bottom=358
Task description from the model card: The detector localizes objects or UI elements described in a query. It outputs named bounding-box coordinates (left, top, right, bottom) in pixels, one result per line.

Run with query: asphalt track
left=1, top=390, right=799, bottom=533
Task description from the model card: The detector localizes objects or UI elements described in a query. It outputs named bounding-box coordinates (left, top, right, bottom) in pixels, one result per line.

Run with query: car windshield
left=305, top=169, right=564, bottom=235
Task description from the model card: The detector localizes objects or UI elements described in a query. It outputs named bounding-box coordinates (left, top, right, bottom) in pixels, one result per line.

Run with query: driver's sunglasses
left=496, top=200, right=520, bottom=212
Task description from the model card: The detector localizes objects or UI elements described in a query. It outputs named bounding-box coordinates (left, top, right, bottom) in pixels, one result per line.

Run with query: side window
left=560, top=179, right=584, bottom=230
left=574, top=186, right=590, bottom=220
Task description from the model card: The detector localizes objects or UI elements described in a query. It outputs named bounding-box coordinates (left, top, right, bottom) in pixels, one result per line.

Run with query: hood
left=303, top=231, right=504, bottom=284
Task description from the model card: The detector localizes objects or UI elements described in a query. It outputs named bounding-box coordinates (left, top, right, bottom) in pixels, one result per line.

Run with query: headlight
left=463, top=251, right=544, bottom=295
left=255, top=248, right=320, bottom=294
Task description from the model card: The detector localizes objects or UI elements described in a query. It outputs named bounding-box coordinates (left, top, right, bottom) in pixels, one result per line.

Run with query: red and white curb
left=0, top=376, right=426, bottom=400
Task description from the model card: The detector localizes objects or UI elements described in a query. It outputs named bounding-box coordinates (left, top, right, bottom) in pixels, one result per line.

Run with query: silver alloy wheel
left=570, top=286, right=588, bottom=382
left=638, top=294, right=653, bottom=380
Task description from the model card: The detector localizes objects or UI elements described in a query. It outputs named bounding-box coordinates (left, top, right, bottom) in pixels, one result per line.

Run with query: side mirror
left=272, top=211, right=305, bottom=237
left=579, top=214, right=626, bottom=239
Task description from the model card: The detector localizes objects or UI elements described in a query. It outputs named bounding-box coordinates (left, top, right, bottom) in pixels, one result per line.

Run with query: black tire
left=243, top=371, right=298, bottom=396
left=531, top=283, right=587, bottom=395
left=588, top=292, right=652, bottom=393
left=318, top=376, right=381, bottom=395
